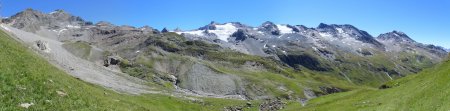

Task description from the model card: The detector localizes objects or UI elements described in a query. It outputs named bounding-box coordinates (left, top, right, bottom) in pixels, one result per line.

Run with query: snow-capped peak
left=208, top=23, right=238, bottom=42
left=175, top=23, right=238, bottom=42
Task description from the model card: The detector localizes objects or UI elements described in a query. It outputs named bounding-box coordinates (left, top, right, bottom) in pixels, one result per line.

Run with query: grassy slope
left=284, top=58, right=450, bottom=111
left=0, top=30, right=255, bottom=110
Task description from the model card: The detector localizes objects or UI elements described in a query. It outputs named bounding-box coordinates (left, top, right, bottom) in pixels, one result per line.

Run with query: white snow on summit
left=336, top=28, right=344, bottom=33
left=208, top=23, right=238, bottom=42
left=276, top=24, right=293, bottom=34
left=175, top=23, right=237, bottom=42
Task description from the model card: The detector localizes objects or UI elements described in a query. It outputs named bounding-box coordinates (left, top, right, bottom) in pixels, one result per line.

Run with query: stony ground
left=1, top=24, right=155, bottom=94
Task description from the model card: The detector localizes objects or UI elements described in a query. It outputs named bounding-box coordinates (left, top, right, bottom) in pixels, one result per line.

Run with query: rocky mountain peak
left=198, top=21, right=219, bottom=30
left=173, top=27, right=183, bottom=32
left=50, top=9, right=66, bottom=15
left=317, top=23, right=358, bottom=33
left=317, top=23, right=332, bottom=29
left=316, top=23, right=383, bottom=48
left=95, top=21, right=114, bottom=27
left=49, top=9, right=84, bottom=23
left=3, top=8, right=88, bottom=32
left=23, top=8, right=42, bottom=14
left=377, top=30, right=415, bottom=43
left=11, top=8, right=47, bottom=20
left=261, top=21, right=276, bottom=27
left=258, top=21, right=280, bottom=35
left=139, top=25, right=160, bottom=34
left=161, top=27, right=169, bottom=33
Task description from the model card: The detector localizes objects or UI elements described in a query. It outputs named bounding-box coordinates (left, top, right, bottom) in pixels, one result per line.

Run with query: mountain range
left=1, top=8, right=449, bottom=110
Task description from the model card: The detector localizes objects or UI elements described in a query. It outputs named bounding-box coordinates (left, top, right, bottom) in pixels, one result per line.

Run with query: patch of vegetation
left=284, top=60, right=450, bottom=111
left=62, top=41, right=92, bottom=59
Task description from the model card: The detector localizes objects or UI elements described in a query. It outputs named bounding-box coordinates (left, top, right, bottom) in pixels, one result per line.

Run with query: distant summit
left=377, top=30, right=415, bottom=43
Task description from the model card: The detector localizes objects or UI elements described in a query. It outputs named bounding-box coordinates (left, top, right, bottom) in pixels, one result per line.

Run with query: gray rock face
left=231, top=29, right=250, bottom=41
left=103, top=56, right=122, bottom=67
left=376, top=31, right=448, bottom=60
left=175, top=21, right=447, bottom=77
left=259, top=99, right=286, bottom=111
left=177, top=63, right=244, bottom=96
left=316, top=23, right=384, bottom=49
left=3, top=9, right=86, bottom=33
left=377, top=30, right=415, bottom=43
left=303, top=88, right=317, bottom=99
left=259, top=21, right=281, bottom=35
left=319, top=86, right=343, bottom=95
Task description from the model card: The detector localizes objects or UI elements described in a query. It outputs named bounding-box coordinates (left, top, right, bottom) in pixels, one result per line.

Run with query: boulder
left=103, top=56, right=122, bottom=67
left=35, top=40, right=50, bottom=52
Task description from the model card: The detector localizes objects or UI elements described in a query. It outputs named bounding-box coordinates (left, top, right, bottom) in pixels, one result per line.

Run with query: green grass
left=121, top=34, right=362, bottom=100
left=0, top=30, right=254, bottom=110
left=204, top=60, right=363, bottom=99
left=283, top=58, right=450, bottom=111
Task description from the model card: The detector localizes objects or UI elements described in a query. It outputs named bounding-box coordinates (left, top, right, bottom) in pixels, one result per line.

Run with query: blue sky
left=2, top=0, right=450, bottom=48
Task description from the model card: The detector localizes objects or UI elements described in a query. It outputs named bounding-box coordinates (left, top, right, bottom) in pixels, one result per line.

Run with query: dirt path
left=1, top=24, right=156, bottom=94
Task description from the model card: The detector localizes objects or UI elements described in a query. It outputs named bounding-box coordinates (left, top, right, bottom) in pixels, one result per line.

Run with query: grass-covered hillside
left=0, top=29, right=257, bottom=110
left=117, top=32, right=362, bottom=100
left=284, top=55, right=450, bottom=111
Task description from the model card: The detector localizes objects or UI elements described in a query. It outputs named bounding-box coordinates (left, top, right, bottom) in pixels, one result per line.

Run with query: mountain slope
left=2, top=9, right=363, bottom=101
left=0, top=29, right=256, bottom=111
left=284, top=55, right=450, bottom=110
left=2, top=9, right=448, bottom=110
left=175, top=21, right=447, bottom=87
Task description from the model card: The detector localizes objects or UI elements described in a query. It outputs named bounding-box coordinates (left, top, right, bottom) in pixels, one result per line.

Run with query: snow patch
left=336, top=28, right=344, bottom=33
left=393, top=33, right=399, bottom=37
left=319, top=32, right=332, bottom=37
left=208, top=23, right=237, bottom=42
left=276, top=24, right=293, bottom=34
left=49, top=11, right=58, bottom=14
left=58, top=29, right=67, bottom=35
left=66, top=25, right=80, bottom=29
left=312, top=47, right=318, bottom=51
left=176, top=30, right=205, bottom=36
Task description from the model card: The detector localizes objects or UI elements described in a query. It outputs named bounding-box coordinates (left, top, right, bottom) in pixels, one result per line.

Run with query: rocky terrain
left=174, top=21, right=447, bottom=86
left=1, top=8, right=448, bottom=108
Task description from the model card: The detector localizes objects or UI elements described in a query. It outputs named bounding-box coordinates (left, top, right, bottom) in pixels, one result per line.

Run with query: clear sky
left=2, top=0, right=449, bottom=48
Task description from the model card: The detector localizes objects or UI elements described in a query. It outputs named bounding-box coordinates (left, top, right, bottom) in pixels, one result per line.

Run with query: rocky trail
left=1, top=24, right=155, bottom=94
